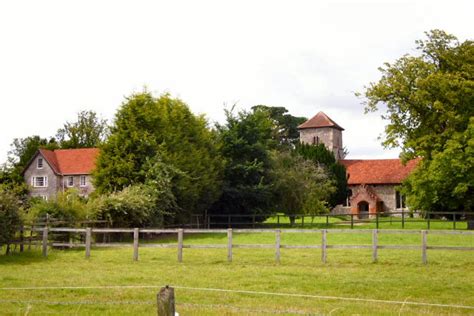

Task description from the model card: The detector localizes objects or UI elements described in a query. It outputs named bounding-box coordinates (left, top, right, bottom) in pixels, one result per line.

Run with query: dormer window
left=37, top=158, right=43, bottom=169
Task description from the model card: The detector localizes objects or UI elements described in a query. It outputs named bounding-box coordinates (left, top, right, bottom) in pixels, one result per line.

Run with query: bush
left=0, top=187, right=22, bottom=250
left=92, top=184, right=175, bottom=228
left=27, top=189, right=94, bottom=225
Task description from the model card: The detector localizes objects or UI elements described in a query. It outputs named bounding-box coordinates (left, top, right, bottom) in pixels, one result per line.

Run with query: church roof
left=297, top=111, right=344, bottom=131
left=36, top=148, right=99, bottom=175
left=340, top=158, right=420, bottom=185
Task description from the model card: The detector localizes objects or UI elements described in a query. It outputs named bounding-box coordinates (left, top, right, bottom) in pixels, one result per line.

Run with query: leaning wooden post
left=42, top=227, right=48, bottom=257
left=372, top=229, right=378, bottom=263
left=20, top=225, right=24, bottom=252
left=133, top=228, right=139, bottom=261
left=321, top=229, right=327, bottom=263
left=421, top=230, right=428, bottom=264
left=85, top=228, right=92, bottom=258
left=177, top=229, right=183, bottom=262
left=275, top=229, right=281, bottom=263
left=227, top=228, right=233, bottom=262
left=157, top=286, right=175, bottom=316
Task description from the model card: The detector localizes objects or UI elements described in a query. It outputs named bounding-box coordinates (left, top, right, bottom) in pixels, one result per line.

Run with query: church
left=298, top=112, right=419, bottom=217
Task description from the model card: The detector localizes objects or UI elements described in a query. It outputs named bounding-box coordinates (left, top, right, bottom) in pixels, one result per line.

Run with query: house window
left=80, top=176, right=86, bottom=187
left=37, top=158, right=43, bottom=169
left=396, top=191, right=406, bottom=209
left=32, top=176, right=48, bottom=187
left=67, top=176, right=74, bottom=187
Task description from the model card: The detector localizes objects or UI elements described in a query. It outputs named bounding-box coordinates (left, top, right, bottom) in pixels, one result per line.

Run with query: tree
left=0, top=186, right=22, bottom=252
left=403, top=118, right=474, bottom=215
left=362, top=30, right=473, bottom=161
left=56, top=110, right=109, bottom=149
left=94, top=92, right=223, bottom=223
left=361, top=30, right=474, bottom=215
left=1, top=136, right=58, bottom=190
left=270, top=150, right=335, bottom=225
left=209, top=107, right=275, bottom=223
left=251, top=105, right=306, bottom=147
left=296, top=143, right=348, bottom=207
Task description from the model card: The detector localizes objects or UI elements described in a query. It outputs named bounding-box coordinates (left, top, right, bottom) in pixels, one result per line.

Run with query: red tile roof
left=38, top=148, right=99, bottom=175
left=340, top=158, right=420, bottom=185
left=297, top=111, right=344, bottom=131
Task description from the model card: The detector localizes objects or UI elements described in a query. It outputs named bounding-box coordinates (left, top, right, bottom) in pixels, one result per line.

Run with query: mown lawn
left=0, top=231, right=473, bottom=315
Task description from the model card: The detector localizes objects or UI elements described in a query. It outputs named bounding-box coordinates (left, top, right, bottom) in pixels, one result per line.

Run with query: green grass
left=1, top=230, right=474, bottom=315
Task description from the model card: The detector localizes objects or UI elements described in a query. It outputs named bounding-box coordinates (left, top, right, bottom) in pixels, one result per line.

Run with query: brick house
left=23, top=148, right=99, bottom=200
left=298, top=112, right=419, bottom=217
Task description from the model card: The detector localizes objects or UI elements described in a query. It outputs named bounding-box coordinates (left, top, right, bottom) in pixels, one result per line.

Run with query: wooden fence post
left=19, top=225, right=24, bottom=252
left=326, top=215, right=329, bottom=227
left=275, top=229, right=281, bottom=263
left=177, top=229, right=183, bottom=262
left=321, top=229, right=327, bottom=263
left=157, top=286, right=175, bottom=316
left=85, top=228, right=92, bottom=258
left=42, top=227, right=48, bottom=257
left=422, top=230, right=427, bottom=264
left=401, top=211, right=405, bottom=229
left=133, top=228, right=139, bottom=261
left=372, top=229, right=378, bottom=263
left=227, top=228, right=232, bottom=262
left=350, top=214, right=354, bottom=229
left=375, top=213, right=379, bottom=229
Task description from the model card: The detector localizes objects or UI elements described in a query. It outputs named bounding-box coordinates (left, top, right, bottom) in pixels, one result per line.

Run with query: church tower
left=298, top=111, right=345, bottom=160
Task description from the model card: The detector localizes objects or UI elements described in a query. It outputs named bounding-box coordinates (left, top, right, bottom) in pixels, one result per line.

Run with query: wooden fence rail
left=14, top=228, right=474, bottom=264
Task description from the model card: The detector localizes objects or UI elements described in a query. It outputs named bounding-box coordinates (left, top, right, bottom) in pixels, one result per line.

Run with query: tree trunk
left=289, top=216, right=296, bottom=226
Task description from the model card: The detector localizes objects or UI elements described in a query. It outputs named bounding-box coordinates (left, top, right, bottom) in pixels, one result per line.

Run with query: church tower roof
left=297, top=111, right=344, bottom=131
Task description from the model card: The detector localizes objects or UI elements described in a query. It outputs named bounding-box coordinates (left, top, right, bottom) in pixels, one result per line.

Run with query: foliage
left=270, top=151, right=335, bottom=223
left=0, top=186, right=22, bottom=248
left=296, top=143, right=348, bottom=206
left=91, top=184, right=173, bottom=228
left=26, top=189, right=94, bottom=224
left=56, top=110, right=109, bottom=149
left=209, top=107, right=275, bottom=221
left=403, top=118, right=474, bottom=213
left=361, top=30, right=474, bottom=213
left=94, top=92, right=223, bottom=222
left=251, top=105, right=306, bottom=147
left=362, top=30, right=473, bottom=160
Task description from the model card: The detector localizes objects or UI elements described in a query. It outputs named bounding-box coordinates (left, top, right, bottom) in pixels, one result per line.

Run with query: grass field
left=1, top=230, right=473, bottom=315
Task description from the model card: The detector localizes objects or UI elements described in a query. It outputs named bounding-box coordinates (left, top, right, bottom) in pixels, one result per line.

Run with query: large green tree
left=94, top=92, right=223, bottom=223
left=270, top=150, right=335, bottom=225
left=296, top=143, right=347, bottom=207
left=251, top=105, right=307, bottom=147
left=209, top=107, right=276, bottom=223
left=361, top=30, right=474, bottom=214
left=56, top=110, right=109, bottom=149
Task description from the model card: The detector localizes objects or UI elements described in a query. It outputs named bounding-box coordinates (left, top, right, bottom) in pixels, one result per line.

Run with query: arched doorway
left=358, top=201, right=369, bottom=219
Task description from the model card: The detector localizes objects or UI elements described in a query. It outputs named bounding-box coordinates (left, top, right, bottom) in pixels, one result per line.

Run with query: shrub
left=0, top=187, right=22, bottom=250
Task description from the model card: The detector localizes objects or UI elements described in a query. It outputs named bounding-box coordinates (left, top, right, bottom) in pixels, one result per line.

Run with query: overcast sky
left=0, top=0, right=472, bottom=164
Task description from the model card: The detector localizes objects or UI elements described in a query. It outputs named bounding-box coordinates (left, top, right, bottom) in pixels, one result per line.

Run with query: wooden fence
left=12, top=228, right=474, bottom=264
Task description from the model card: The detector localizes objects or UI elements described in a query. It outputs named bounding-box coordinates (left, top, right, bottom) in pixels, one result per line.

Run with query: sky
left=0, top=0, right=472, bottom=164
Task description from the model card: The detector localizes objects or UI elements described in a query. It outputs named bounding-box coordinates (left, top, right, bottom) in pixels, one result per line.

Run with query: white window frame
left=31, top=176, right=48, bottom=187
left=41, top=195, right=48, bottom=201
left=67, top=176, right=74, bottom=187
left=80, top=175, right=86, bottom=187
left=37, top=158, right=44, bottom=169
